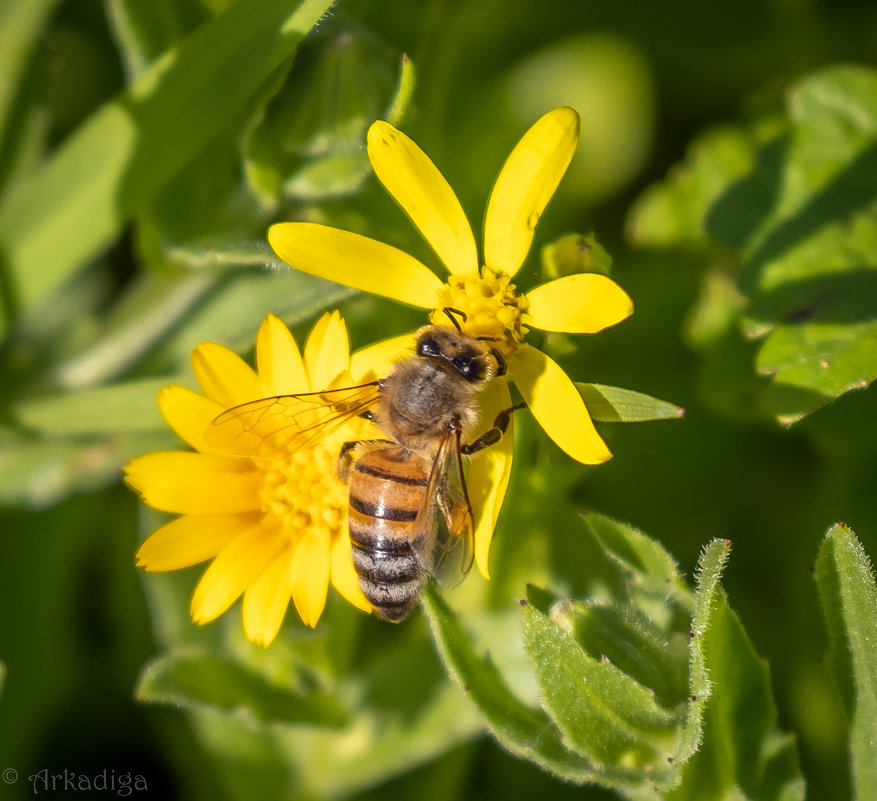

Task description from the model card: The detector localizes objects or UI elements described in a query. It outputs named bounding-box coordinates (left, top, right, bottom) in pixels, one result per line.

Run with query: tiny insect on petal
left=484, top=107, right=580, bottom=278
left=368, top=120, right=479, bottom=276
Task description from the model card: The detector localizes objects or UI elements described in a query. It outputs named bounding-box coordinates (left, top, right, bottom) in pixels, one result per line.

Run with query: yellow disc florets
left=431, top=267, right=531, bottom=353
left=259, top=443, right=347, bottom=543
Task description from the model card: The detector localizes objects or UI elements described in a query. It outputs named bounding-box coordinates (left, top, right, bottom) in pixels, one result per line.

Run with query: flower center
left=258, top=442, right=347, bottom=544
left=430, top=267, right=531, bottom=353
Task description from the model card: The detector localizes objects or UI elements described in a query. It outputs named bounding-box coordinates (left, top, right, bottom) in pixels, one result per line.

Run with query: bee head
left=414, top=327, right=493, bottom=383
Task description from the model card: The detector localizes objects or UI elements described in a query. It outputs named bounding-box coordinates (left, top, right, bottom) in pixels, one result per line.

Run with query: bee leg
left=460, top=402, right=526, bottom=456
left=337, top=439, right=392, bottom=482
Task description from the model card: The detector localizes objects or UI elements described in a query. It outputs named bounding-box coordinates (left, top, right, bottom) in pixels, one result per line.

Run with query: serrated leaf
left=815, top=523, right=877, bottom=800
left=419, top=584, right=596, bottom=783
left=669, top=592, right=804, bottom=801
left=523, top=603, right=683, bottom=775
left=137, top=649, right=347, bottom=727
left=0, top=0, right=334, bottom=336
left=577, top=383, right=684, bottom=423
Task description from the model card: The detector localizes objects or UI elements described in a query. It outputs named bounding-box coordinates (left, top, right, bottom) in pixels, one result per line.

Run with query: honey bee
left=210, top=310, right=517, bottom=622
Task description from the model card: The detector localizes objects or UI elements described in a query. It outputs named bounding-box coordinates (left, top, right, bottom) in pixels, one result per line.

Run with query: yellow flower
left=268, top=106, right=634, bottom=471
left=125, top=312, right=384, bottom=646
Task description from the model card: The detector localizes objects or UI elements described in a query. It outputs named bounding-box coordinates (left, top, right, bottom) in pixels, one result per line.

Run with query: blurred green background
left=1, top=0, right=876, bottom=799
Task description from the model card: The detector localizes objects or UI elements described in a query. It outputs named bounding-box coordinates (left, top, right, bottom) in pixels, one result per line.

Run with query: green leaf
left=630, top=65, right=877, bottom=424
left=583, top=513, right=690, bottom=607
left=105, top=0, right=212, bottom=82
left=541, top=233, right=613, bottom=280
left=577, top=383, right=685, bottom=423
left=523, top=602, right=683, bottom=776
left=0, top=427, right=174, bottom=508
left=0, top=0, right=61, bottom=144
left=50, top=271, right=218, bottom=389
left=420, top=584, right=595, bottom=783
left=626, top=124, right=778, bottom=250
left=137, top=648, right=347, bottom=727
left=669, top=592, right=804, bottom=801
left=673, top=539, right=731, bottom=769
left=0, top=0, right=334, bottom=335
left=14, top=378, right=170, bottom=435
left=555, top=600, right=689, bottom=709
left=815, top=522, right=877, bottom=800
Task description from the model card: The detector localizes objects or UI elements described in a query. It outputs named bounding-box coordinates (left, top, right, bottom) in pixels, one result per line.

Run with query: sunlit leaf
left=815, top=523, right=877, bottom=800
left=522, top=602, right=683, bottom=775
left=420, top=584, right=596, bottom=783
left=669, top=591, right=804, bottom=801
left=583, top=513, right=690, bottom=607
left=577, top=382, right=684, bottom=423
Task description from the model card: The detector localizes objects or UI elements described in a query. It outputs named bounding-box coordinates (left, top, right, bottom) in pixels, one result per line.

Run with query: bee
left=210, top=310, right=518, bottom=622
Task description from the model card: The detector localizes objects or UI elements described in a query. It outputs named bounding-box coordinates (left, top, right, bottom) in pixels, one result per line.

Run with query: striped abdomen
left=348, top=446, right=429, bottom=622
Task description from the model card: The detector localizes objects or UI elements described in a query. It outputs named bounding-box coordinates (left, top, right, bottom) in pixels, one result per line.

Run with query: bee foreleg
left=460, top=402, right=526, bottom=456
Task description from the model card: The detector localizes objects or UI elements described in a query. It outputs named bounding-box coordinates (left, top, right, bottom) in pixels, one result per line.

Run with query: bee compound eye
left=452, top=355, right=481, bottom=378
left=417, top=337, right=440, bottom=357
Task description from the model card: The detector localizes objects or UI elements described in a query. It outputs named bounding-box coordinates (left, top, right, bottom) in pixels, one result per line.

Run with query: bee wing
left=205, top=382, right=381, bottom=458
left=410, top=427, right=475, bottom=588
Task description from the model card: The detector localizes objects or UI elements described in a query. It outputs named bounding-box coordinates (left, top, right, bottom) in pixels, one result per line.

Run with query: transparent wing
left=410, top=427, right=475, bottom=588
left=205, top=382, right=381, bottom=458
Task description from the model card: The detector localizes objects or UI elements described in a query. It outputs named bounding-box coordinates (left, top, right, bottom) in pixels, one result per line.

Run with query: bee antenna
left=442, top=307, right=467, bottom=333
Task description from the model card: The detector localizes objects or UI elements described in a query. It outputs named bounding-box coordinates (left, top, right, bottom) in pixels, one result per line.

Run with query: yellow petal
left=190, top=524, right=287, bottom=624
left=268, top=222, right=443, bottom=308
left=468, top=378, right=515, bottom=579
left=124, top=451, right=262, bottom=514
left=509, top=344, right=612, bottom=465
left=290, top=528, right=331, bottom=627
left=158, top=386, right=224, bottom=453
left=483, top=107, right=580, bottom=277
left=242, top=546, right=295, bottom=646
left=136, top=512, right=261, bottom=572
left=526, top=274, right=634, bottom=333
left=330, top=528, right=372, bottom=613
left=304, top=311, right=349, bottom=391
left=192, top=342, right=262, bottom=408
left=367, top=120, right=478, bottom=276
left=349, top=333, right=415, bottom=381
left=256, top=314, right=308, bottom=395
